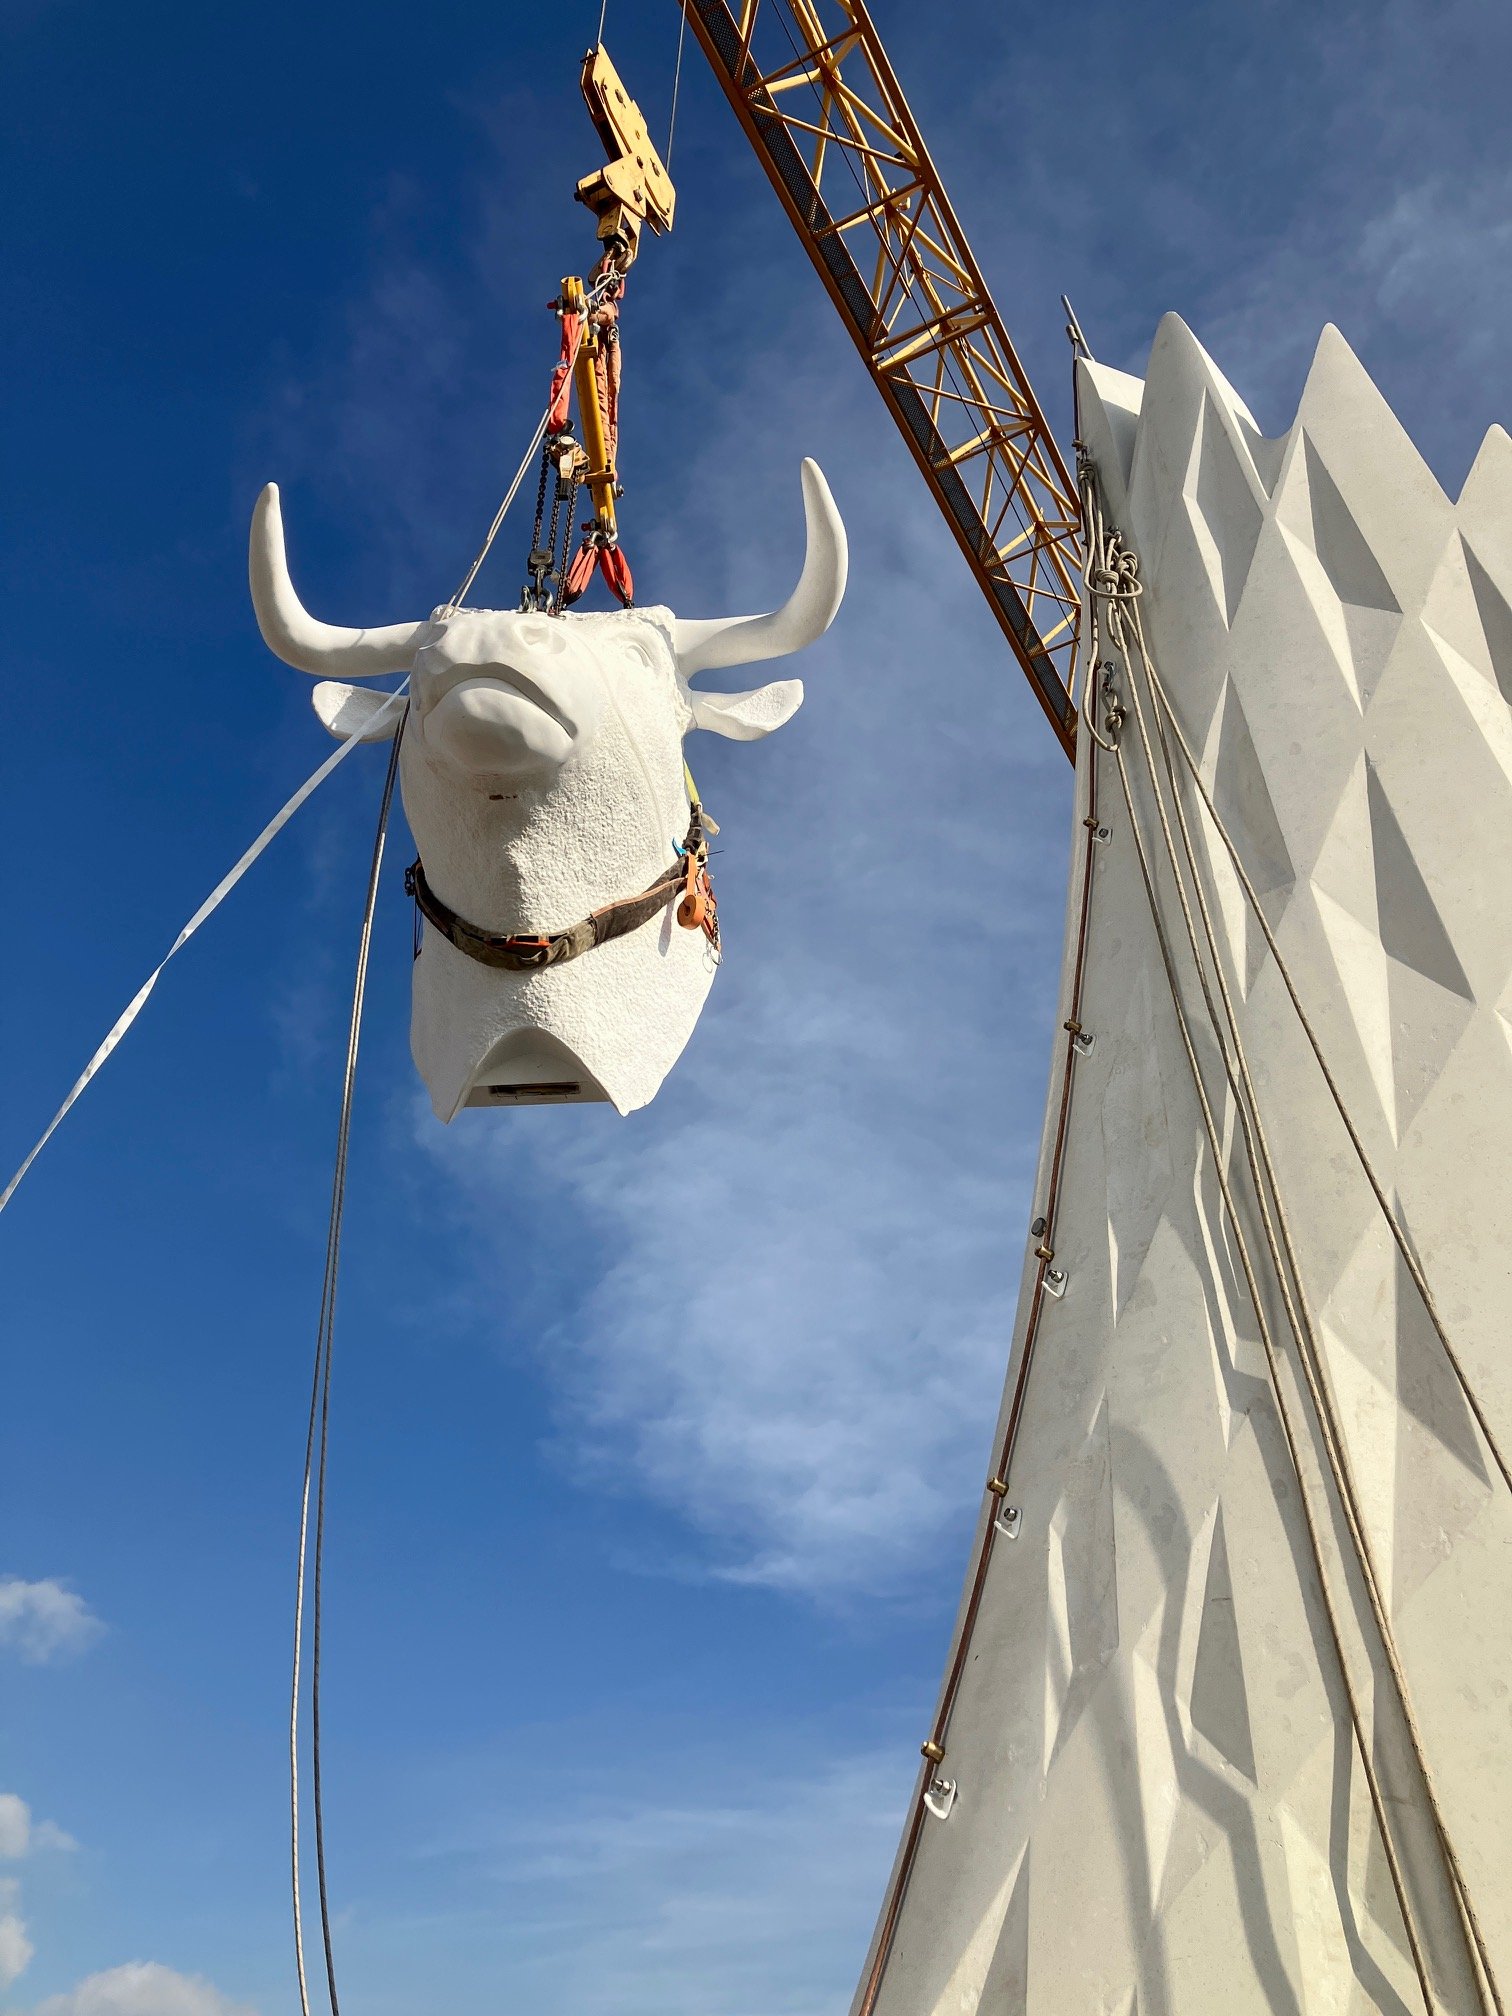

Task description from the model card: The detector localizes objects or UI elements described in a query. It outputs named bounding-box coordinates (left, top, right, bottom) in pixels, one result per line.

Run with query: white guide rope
left=290, top=717, right=404, bottom=2016
left=446, top=408, right=552, bottom=614
left=0, top=682, right=410, bottom=1218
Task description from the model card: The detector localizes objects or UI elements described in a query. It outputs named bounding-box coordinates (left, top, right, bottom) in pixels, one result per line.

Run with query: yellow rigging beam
left=680, top=0, right=1082, bottom=758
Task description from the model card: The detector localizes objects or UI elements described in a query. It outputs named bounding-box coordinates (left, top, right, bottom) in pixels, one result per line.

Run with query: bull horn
left=672, top=459, right=847, bottom=675
left=249, top=483, right=429, bottom=677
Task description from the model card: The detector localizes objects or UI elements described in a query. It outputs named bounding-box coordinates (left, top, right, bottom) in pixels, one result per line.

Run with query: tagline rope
left=0, top=683, right=410, bottom=1218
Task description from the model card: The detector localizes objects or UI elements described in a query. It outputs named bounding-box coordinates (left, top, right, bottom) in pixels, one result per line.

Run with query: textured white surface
left=401, top=603, right=720, bottom=1118
left=857, top=320, right=1512, bottom=2014
left=249, top=463, right=846, bottom=1117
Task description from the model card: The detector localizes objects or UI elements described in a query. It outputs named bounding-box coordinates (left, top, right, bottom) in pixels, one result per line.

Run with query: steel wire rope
left=447, top=271, right=619, bottom=616
left=1109, top=576, right=1503, bottom=2010
left=666, top=1, right=688, bottom=170
left=290, top=334, right=602, bottom=2007
left=1101, top=695, right=1440, bottom=2014
left=290, top=712, right=407, bottom=2016
left=1137, top=645, right=1512, bottom=1496
left=1086, top=472, right=1500, bottom=2010
left=854, top=578, right=1109, bottom=2016
left=447, top=409, right=552, bottom=614
left=1077, top=503, right=1439, bottom=1999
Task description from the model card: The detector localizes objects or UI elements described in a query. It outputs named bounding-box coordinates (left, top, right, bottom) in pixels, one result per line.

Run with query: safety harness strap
left=405, top=809, right=710, bottom=972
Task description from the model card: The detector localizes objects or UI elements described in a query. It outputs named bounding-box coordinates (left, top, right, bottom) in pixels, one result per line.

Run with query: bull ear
left=312, top=680, right=404, bottom=743
left=688, top=679, right=803, bottom=740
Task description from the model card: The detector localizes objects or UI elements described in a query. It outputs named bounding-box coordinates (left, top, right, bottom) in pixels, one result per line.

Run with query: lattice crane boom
left=681, top=0, right=1083, bottom=758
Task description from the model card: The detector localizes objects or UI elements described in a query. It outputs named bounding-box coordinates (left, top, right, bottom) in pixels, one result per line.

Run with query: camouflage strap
left=405, top=809, right=707, bottom=973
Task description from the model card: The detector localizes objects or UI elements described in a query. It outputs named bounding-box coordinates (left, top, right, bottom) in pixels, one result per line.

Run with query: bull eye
left=622, top=640, right=653, bottom=671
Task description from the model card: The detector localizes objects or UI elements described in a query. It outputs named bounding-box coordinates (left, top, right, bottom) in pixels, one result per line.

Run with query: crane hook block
left=575, top=43, right=676, bottom=251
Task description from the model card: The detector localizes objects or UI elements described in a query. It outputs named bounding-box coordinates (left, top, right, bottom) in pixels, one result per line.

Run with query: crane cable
left=0, top=686, right=411, bottom=1219
left=290, top=712, right=407, bottom=2016
left=1082, top=462, right=1504, bottom=2012
left=288, top=355, right=591, bottom=2008
left=666, top=1, right=688, bottom=170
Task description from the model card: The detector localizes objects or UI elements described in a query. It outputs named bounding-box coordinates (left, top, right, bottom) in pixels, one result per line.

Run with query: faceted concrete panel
left=854, top=318, right=1511, bottom=2016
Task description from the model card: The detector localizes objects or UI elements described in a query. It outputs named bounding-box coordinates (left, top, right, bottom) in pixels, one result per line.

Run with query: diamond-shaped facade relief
left=1365, top=763, right=1472, bottom=999
left=1300, top=435, right=1401, bottom=614
left=1462, top=539, right=1512, bottom=705
left=1188, top=1508, right=1257, bottom=1784
left=1044, top=1397, right=1120, bottom=1771
left=1213, top=683, right=1294, bottom=902
left=1276, top=433, right=1404, bottom=711
left=1101, top=965, right=1175, bottom=1315
left=976, top=1849, right=1030, bottom=2013
left=1187, top=392, right=1265, bottom=626
left=856, top=317, right=1509, bottom=2016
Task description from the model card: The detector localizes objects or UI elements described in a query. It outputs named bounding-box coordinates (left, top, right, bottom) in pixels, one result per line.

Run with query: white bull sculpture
left=249, top=461, right=846, bottom=1118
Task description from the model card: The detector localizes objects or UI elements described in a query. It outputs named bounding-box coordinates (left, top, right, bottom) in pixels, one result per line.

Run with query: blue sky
left=2, top=0, right=1509, bottom=2010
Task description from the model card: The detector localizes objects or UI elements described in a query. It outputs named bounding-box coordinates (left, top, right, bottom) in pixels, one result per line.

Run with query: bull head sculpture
left=249, top=462, right=847, bottom=1117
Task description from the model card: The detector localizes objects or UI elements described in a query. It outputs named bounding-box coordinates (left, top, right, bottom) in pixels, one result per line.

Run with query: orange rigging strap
left=524, top=43, right=677, bottom=615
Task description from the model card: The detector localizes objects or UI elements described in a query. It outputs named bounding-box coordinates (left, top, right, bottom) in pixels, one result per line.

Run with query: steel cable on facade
left=854, top=620, right=1108, bottom=2016
left=1086, top=467, right=1503, bottom=2013
left=1121, top=622, right=1500, bottom=2011
left=1137, top=645, right=1512, bottom=1498
left=1077, top=513, right=1439, bottom=2003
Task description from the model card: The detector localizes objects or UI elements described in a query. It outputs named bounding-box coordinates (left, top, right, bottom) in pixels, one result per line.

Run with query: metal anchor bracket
left=993, top=1503, right=1022, bottom=1541
left=924, top=1774, right=957, bottom=1821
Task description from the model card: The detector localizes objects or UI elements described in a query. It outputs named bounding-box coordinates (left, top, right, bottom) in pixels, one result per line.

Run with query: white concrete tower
left=852, top=319, right=1512, bottom=2016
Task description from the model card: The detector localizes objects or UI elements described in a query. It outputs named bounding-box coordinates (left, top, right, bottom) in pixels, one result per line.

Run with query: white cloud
left=0, top=1798, right=77, bottom=1864
left=0, top=1581, right=103, bottom=1665
left=29, top=1964, right=257, bottom=2016
left=0, top=1884, right=32, bottom=1991
left=403, top=1738, right=905, bottom=2016
left=291, top=0, right=1510, bottom=1615
left=0, top=1799, right=29, bottom=1861
left=418, top=434, right=1066, bottom=1599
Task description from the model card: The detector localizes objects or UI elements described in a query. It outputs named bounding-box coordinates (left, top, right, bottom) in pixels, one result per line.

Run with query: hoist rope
left=446, top=408, right=554, bottom=614
left=1084, top=468, right=1503, bottom=2011
left=448, top=269, right=622, bottom=616
left=287, top=367, right=587, bottom=2005
left=0, top=683, right=410, bottom=1220
left=290, top=709, right=407, bottom=2016
left=666, top=2, right=688, bottom=171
